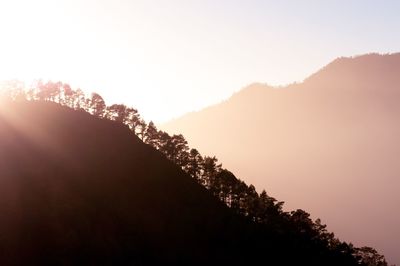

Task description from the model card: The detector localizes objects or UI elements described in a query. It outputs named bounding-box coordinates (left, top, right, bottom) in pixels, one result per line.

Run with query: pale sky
left=0, top=0, right=399, bottom=122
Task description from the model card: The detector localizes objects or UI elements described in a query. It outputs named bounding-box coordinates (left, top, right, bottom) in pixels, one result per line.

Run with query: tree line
left=0, top=80, right=391, bottom=266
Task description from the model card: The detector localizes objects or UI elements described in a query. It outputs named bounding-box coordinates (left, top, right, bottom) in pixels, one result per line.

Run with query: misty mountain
left=0, top=101, right=364, bottom=265
left=161, top=53, right=400, bottom=265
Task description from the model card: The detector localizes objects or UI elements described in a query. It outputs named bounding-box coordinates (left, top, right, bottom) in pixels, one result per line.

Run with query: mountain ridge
left=161, top=53, right=400, bottom=265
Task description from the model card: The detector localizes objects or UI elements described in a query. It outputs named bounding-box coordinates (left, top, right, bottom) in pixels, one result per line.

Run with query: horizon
left=1, top=52, right=398, bottom=123
left=1, top=0, right=400, bottom=122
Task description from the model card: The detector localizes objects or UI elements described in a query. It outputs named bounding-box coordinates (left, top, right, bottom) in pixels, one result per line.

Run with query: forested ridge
left=0, top=80, right=390, bottom=265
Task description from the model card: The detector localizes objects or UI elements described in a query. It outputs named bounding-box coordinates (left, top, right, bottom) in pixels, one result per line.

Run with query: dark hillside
left=0, top=101, right=239, bottom=265
left=0, top=101, right=359, bottom=265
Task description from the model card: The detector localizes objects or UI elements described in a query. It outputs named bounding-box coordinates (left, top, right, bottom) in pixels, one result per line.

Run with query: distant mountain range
left=161, top=53, right=400, bottom=265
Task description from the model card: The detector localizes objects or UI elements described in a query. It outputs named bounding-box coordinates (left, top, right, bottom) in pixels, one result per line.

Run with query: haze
left=162, top=54, right=400, bottom=265
left=1, top=0, right=400, bottom=122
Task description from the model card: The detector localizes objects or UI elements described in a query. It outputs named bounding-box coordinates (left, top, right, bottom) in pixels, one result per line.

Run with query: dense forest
left=0, top=80, right=390, bottom=265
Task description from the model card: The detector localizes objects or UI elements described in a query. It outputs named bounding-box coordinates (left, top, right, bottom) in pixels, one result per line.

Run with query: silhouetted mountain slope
left=0, top=101, right=361, bottom=265
left=161, top=53, right=400, bottom=265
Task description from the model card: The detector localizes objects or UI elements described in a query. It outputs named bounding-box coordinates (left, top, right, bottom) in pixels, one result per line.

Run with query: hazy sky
left=0, top=0, right=399, bottom=122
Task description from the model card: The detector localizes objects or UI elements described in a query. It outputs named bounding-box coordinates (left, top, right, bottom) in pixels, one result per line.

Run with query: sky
left=0, top=0, right=399, bottom=122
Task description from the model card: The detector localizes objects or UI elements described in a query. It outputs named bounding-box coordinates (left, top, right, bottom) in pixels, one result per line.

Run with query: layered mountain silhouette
left=0, top=101, right=365, bottom=265
left=161, top=53, right=400, bottom=265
